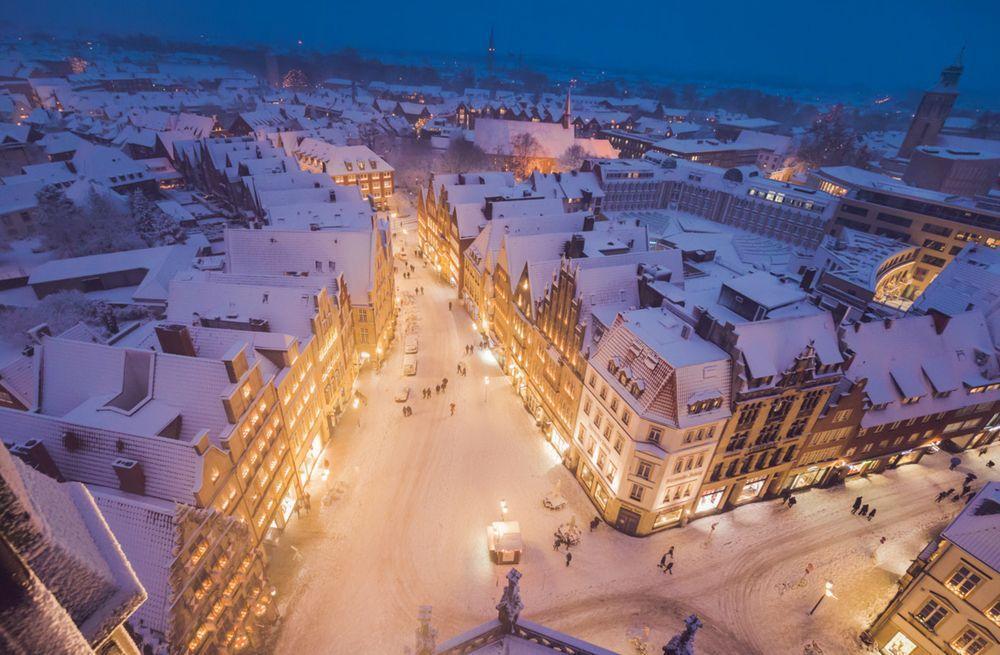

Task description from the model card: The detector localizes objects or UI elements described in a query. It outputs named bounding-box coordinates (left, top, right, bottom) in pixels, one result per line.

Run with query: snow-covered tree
left=0, top=291, right=153, bottom=351
left=34, top=184, right=84, bottom=255
left=795, top=105, right=873, bottom=170
left=130, top=191, right=185, bottom=247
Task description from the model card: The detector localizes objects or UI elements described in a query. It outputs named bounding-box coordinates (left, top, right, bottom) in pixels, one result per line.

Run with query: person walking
left=949, top=456, right=961, bottom=471
left=590, top=516, right=600, bottom=531
left=867, top=508, right=877, bottom=521
left=859, top=504, right=869, bottom=517
left=664, top=561, right=673, bottom=575
left=435, top=385, right=440, bottom=394
left=565, top=552, right=572, bottom=567
left=936, top=490, right=949, bottom=503
left=852, top=496, right=863, bottom=514
left=988, top=460, right=996, bottom=469
left=450, top=402, right=456, bottom=416
left=659, top=554, right=667, bottom=570
left=787, top=496, right=797, bottom=509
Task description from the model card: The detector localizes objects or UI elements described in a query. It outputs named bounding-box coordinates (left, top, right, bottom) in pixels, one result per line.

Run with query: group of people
left=401, top=405, right=413, bottom=417
left=420, top=378, right=449, bottom=398
left=779, top=490, right=798, bottom=508
left=936, top=471, right=981, bottom=504
left=851, top=496, right=877, bottom=521
left=456, top=362, right=468, bottom=376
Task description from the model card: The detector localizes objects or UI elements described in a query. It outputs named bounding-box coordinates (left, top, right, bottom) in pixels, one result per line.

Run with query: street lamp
left=500, top=499, right=508, bottom=522
left=809, top=580, right=836, bottom=615
left=484, top=376, right=490, bottom=402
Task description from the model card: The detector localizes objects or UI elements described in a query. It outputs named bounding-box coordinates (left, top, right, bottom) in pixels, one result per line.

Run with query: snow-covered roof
left=940, top=482, right=1000, bottom=570
left=473, top=117, right=618, bottom=160
left=844, top=311, right=1000, bottom=427
left=28, top=237, right=207, bottom=304
left=225, top=227, right=382, bottom=302
left=589, top=307, right=731, bottom=429
left=0, top=445, right=146, bottom=648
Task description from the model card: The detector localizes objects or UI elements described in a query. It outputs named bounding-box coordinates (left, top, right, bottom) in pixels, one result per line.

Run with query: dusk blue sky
left=11, top=0, right=1000, bottom=105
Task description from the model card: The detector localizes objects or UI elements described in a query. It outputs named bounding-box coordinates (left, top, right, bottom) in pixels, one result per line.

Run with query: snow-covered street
left=270, top=231, right=999, bottom=655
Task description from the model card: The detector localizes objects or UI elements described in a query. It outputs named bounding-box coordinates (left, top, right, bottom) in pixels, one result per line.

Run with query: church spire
left=562, top=85, right=572, bottom=130
left=938, top=46, right=964, bottom=89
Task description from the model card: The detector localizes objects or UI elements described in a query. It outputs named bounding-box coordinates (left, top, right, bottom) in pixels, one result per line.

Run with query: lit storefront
left=735, top=476, right=767, bottom=503
left=652, top=507, right=684, bottom=530
left=696, top=488, right=725, bottom=513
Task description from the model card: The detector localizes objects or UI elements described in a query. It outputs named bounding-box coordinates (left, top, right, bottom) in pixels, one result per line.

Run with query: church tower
left=561, top=86, right=572, bottom=130
left=898, top=52, right=963, bottom=159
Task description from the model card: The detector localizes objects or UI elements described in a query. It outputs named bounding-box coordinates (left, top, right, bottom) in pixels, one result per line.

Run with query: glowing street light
left=809, top=580, right=836, bottom=615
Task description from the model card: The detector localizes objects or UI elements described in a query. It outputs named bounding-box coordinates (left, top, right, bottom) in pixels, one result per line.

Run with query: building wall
left=869, top=537, right=1000, bottom=655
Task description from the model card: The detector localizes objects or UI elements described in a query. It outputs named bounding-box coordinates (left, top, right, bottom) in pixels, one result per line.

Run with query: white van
left=402, top=354, right=417, bottom=376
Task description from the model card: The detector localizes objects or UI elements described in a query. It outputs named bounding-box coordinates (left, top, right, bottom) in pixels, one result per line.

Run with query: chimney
left=799, top=267, right=817, bottom=291
left=565, top=234, right=586, bottom=259
left=112, top=458, right=145, bottom=495
left=155, top=324, right=197, bottom=357
left=10, top=440, right=63, bottom=481
left=582, top=215, right=595, bottom=231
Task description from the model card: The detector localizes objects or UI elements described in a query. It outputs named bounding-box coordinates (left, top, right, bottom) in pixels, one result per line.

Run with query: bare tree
left=559, top=144, right=588, bottom=171
left=509, top=132, right=542, bottom=180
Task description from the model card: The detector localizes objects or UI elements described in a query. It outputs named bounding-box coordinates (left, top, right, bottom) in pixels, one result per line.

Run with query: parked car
left=394, top=387, right=410, bottom=402
left=403, top=355, right=417, bottom=376
left=404, top=335, right=418, bottom=354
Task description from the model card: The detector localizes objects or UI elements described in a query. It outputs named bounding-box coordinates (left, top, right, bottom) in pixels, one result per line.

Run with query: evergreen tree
left=130, top=190, right=185, bottom=247
left=795, top=105, right=873, bottom=169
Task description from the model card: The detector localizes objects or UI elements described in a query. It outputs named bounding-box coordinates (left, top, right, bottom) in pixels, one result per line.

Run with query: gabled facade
left=572, top=308, right=732, bottom=535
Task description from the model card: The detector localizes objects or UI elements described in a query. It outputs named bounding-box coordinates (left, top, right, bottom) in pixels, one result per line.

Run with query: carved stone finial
left=496, top=568, right=524, bottom=632
left=663, top=614, right=702, bottom=655
left=415, top=605, right=436, bottom=655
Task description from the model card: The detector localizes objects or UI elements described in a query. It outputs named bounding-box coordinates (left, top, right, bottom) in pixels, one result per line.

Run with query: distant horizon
left=4, top=0, right=1000, bottom=108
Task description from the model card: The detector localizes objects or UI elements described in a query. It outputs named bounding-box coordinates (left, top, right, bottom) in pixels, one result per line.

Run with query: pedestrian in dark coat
left=988, top=460, right=996, bottom=469
left=867, top=508, right=877, bottom=521
left=852, top=496, right=863, bottom=513
left=787, top=496, right=798, bottom=508
left=936, top=491, right=949, bottom=503
left=664, top=561, right=673, bottom=575
left=859, top=504, right=869, bottom=517
left=659, top=554, right=667, bottom=570
left=949, top=456, right=961, bottom=470
left=450, top=402, right=456, bottom=416
left=590, top=516, right=600, bottom=531
left=565, top=552, right=572, bottom=567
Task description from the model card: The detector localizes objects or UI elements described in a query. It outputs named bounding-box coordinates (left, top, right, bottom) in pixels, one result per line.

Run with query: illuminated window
left=952, top=627, right=989, bottom=655
left=947, top=566, right=983, bottom=598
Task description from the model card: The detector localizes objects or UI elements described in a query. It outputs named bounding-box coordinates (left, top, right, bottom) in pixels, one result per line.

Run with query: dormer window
left=344, top=161, right=353, bottom=172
